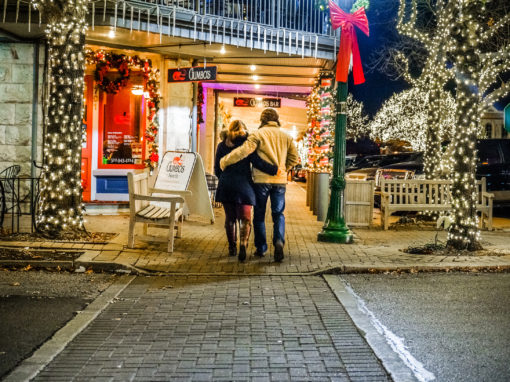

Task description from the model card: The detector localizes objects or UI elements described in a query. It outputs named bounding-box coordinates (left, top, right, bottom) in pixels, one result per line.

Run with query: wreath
left=86, top=49, right=161, bottom=171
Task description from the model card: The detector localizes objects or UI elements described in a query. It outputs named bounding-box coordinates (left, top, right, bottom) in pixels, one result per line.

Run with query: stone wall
left=0, top=42, right=44, bottom=176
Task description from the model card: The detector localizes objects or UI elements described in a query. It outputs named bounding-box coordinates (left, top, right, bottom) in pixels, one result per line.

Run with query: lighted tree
left=346, top=93, right=370, bottom=140
left=32, top=0, right=88, bottom=237
left=394, top=0, right=458, bottom=178
left=370, top=87, right=455, bottom=151
left=396, top=0, right=509, bottom=250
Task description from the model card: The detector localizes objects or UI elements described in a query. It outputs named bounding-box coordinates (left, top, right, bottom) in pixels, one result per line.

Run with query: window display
left=100, top=82, right=146, bottom=168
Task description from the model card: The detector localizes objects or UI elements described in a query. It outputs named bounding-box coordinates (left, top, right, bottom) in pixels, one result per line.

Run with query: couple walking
left=214, top=108, right=299, bottom=263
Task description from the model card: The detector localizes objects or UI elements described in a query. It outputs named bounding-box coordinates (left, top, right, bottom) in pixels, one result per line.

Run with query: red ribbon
left=329, top=1, right=369, bottom=85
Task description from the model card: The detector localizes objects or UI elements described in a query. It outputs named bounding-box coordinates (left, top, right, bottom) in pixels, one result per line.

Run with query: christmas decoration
left=397, top=0, right=509, bottom=250
left=329, top=0, right=369, bottom=84
left=85, top=49, right=161, bottom=172
left=369, top=88, right=456, bottom=152
left=32, top=0, right=88, bottom=237
left=306, top=72, right=335, bottom=173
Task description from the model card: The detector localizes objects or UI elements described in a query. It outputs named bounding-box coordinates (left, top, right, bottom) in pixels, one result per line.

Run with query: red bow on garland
left=329, top=1, right=369, bottom=85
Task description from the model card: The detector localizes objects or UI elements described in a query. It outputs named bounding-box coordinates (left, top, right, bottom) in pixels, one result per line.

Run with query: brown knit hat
left=260, top=108, right=280, bottom=127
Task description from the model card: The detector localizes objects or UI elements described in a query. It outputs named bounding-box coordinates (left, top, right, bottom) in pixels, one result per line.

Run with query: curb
left=324, top=274, right=420, bottom=382
left=2, top=259, right=510, bottom=276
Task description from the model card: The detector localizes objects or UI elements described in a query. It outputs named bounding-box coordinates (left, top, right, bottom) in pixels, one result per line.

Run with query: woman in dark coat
left=214, top=120, right=278, bottom=262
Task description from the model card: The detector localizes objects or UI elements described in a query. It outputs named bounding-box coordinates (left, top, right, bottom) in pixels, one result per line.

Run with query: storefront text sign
left=155, top=152, right=196, bottom=190
left=233, top=97, right=281, bottom=108
left=153, top=152, right=215, bottom=223
left=168, top=66, right=217, bottom=82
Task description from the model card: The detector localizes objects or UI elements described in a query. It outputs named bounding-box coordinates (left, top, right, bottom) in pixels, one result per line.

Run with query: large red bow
left=329, top=1, right=369, bottom=85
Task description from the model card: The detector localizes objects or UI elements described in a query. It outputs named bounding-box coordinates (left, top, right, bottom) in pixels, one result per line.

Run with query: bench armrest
left=380, top=192, right=390, bottom=207
left=149, top=188, right=192, bottom=197
left=481, top=191, right=494, bottom=200
left=133, top=194, right=185, bottom=203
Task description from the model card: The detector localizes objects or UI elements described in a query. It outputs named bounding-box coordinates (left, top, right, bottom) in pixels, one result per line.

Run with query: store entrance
left=98, top=81, right=146, bottom=169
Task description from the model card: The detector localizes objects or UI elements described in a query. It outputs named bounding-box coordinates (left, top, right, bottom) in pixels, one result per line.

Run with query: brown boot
left=238, top=219, right=252, bottom=262
left=225, top=220, right=237, bottom=257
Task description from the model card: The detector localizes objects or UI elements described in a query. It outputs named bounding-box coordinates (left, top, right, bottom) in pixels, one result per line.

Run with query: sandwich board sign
left=153, top=151, right=214, bottom=223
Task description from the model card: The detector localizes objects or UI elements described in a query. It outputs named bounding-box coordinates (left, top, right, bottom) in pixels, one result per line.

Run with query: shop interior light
left=252, top=75, right=259, bottom=81
left=220, top=45, right=226, bottom=54
left=131, top=85, right=144, bottom=95
left=254, top=84, right=260, bottom=89
left=250, top=64, right=257, bottom=71
left=108, top=30, right=116, bottom=38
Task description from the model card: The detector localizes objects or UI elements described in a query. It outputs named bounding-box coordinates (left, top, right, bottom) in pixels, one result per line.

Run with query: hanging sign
left=321, top=77, right=333, bottom=88
left=168, top=66, right=217, bottom=82
left=233, top=97, right=281, bottom=108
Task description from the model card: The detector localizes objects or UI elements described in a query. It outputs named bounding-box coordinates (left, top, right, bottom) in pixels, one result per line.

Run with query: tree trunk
left=36, top=4, right=87, bottom=237
left=446, top=5, right=481, bottom=251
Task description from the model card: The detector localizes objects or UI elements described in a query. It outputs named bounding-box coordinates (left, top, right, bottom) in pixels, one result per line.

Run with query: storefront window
left=99, top=81, right=146, bottom=168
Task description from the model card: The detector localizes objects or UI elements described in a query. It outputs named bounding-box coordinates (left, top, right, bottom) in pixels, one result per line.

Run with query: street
left=339, top=272, right=510, bottom=382
left=0, top=270, right=115, bottom=379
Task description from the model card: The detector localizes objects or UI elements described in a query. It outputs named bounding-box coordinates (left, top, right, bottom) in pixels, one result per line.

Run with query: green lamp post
left=317, top=81, right=353, bottom=243
left=318, top=0, right=369, bottom=243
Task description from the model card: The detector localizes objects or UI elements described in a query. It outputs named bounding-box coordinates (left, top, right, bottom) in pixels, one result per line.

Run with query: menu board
left=103, top=132, right=142, bottom=165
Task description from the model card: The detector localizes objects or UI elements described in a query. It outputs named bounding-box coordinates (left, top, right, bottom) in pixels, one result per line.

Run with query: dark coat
left=214, top=135, right=278, bottom=205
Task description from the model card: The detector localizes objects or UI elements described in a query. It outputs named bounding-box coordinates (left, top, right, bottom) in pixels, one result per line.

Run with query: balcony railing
left=2, top=0, right=337, bottom=59
left=153, top=0, right=334, bottom=36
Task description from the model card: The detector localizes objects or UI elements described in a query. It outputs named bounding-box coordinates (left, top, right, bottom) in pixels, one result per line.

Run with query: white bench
left=127, top=170, right=191, bottom=252
left=380, top=178, right=494, bottom=231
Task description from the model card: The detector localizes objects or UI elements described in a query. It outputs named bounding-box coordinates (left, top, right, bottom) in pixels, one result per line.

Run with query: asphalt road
left=341, top=272, right=510, bottom=382
left=0, top=270, right=115, bottom=379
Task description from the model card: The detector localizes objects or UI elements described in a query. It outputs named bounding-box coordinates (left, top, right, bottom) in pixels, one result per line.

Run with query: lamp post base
left=317, top=226, right=353, bottom=244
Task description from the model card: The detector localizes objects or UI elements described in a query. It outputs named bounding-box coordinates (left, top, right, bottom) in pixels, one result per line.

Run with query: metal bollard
left=309, top=172, right=316, bottom=212
left=306, top=170, right=311, bottom=207
left=316, top=172, right=329, bottom=222
left=313, top=172, right=320, bottom=216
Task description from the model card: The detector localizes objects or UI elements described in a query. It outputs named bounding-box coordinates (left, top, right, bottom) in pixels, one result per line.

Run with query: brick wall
left=0, top=42, right=44, bottom=176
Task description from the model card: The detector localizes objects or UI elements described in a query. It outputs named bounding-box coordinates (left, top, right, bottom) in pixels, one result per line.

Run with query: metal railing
left=124, top=0, right=333, bottom=35
left=0, top=176, right=40, bottom=233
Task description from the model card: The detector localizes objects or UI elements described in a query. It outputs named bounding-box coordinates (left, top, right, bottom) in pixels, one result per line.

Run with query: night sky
left=348, top=1, right=509, bottom=116
left=349, top=1, right=408, bottom=117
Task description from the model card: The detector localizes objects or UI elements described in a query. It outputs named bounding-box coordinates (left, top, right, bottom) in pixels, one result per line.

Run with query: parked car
left=345, top=152, right=423, bottom=182
left=374, top=139, right=510, bottom=204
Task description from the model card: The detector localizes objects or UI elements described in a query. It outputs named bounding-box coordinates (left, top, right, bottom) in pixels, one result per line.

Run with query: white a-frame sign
left=153, top=151, right=214, bottom=223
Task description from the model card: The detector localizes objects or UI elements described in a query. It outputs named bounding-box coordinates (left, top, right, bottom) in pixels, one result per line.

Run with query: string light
left=32, top=0, right=89, bottom=235
left=305, top=72, right=369, bottom=172
left=396, top=0, right=509, bottom=250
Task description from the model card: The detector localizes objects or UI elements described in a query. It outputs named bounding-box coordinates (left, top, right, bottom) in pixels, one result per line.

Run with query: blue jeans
left=253, top=184, right=286, bottom=253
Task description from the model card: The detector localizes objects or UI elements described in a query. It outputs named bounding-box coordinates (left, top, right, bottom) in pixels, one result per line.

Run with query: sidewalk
left=20, top=275, right=393, bottom=382
left=0, top=183, right=509, bottom=275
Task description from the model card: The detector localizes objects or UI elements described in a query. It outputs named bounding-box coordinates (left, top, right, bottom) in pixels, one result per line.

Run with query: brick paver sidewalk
left=33, top=275, right=391, bottom=381
left=1, top=183, right=509, bottom=274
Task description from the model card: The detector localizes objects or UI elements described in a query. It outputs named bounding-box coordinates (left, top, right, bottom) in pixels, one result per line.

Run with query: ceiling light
left=220, top=45, right=226, bottom=54
left=254, top=84, right=260, bottom=89
left=250, top=64, right=257, bottom=71
left=108, top=30, right=116, bottom=39
left=252, top=75, right=259, bottom=81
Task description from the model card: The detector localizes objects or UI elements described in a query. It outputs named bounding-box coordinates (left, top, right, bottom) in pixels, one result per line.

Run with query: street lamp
left=318, top=0, right=369, bottom=243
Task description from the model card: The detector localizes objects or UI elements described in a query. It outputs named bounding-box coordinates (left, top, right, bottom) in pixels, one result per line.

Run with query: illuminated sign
left=233, top=97, right=281, bottom=108
left=168, top=66, right=217, bottom=82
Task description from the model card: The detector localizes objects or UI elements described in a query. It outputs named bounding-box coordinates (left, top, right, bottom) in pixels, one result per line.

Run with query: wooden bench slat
left=380, top=177, right=493, bottom=231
